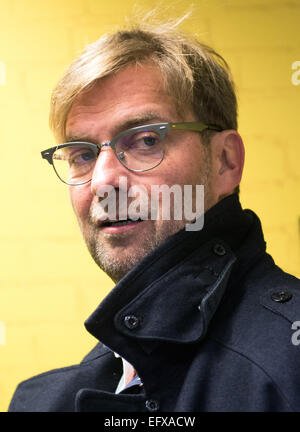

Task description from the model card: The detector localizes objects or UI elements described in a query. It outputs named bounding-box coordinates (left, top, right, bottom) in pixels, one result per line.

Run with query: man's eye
left=130, top=133, right=160, bottom=148
left=142, top=136, right=157, bottom=147
left=117, top=131, right=162, bottom=153
left=70, top=149, right=96, bottom=165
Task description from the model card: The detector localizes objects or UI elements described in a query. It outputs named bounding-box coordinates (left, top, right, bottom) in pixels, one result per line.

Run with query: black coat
left=8, top=195, right=300, bottom=411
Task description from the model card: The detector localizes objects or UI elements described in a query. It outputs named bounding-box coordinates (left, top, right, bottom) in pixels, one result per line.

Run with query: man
left=9, top=18, right=300, bottom=412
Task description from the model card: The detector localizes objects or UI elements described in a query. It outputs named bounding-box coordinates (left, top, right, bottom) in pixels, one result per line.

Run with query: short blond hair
left=49, top=18, right=237, bottom=144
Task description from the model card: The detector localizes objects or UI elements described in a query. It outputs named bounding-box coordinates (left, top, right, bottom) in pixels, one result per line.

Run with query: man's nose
left=90, top=146, right=127, bottom=196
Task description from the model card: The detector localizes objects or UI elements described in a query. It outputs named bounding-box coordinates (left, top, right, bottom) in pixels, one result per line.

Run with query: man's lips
left=98, top=218, right=145, bottom=233
left=99, top=218, right=144, bottom=227
left=97, top=219, right=143, bottom=233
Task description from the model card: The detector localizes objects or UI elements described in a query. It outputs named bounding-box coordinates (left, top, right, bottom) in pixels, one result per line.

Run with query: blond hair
left=49, top=17, right=237, bottom=144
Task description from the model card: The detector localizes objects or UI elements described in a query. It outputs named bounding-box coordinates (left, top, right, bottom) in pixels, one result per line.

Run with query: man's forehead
left=73, top=62, right=165, bottom=103
left=67, top=66, right=169, bottom=122
left=65, top=63, right=194, bottom=142
left=65, top=111, right=169, bottom=142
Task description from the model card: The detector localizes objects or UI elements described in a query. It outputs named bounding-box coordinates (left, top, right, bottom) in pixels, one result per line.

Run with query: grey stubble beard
left=80, top=150, right=212, bottom=283
left=85, top=218, right=185, bottom=283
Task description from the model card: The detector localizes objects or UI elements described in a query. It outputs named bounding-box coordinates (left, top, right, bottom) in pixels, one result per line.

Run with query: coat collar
left=85, top=195, right=266, bottom=358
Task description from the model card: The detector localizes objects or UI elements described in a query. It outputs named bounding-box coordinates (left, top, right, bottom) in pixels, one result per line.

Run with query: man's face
left=66, top=63, right=219, bottom=282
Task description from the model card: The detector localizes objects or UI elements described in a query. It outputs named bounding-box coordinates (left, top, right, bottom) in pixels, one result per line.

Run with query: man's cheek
left=69, top=187, right=92, bottom=219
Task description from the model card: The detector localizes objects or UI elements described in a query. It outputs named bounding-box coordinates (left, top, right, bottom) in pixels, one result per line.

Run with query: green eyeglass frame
left=41, top=121, right=223, bottom=185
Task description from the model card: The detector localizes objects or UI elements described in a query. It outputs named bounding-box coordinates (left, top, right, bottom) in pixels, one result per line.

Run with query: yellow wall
left=0, top=0, right=299, bottom=411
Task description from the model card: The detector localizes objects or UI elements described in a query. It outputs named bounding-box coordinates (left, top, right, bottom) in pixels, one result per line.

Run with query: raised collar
left=85, top=194, right=266, bottom=360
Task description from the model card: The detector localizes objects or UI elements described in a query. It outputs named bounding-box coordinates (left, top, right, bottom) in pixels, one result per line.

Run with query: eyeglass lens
left=52, top=128, right=164, bottom=184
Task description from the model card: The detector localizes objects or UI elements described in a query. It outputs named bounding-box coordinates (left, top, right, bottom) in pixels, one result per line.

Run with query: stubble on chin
left=83, top=219, right=185, bottom=283
left=78, top=161, right=212, bottom=283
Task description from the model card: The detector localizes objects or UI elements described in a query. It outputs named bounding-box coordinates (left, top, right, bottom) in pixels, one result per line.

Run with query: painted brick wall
left=0, top=0, right=299, bottom=411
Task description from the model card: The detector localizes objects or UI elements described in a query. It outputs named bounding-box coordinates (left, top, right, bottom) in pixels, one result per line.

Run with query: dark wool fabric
left=9, top=195, right=300, bottom=412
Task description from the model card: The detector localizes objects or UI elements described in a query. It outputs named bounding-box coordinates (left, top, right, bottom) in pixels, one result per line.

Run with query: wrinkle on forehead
left=73, top=63, right=165, bottom=105
left=65, top=63, right=195, bottom=145
left=65, top=111, right=169, bottom=143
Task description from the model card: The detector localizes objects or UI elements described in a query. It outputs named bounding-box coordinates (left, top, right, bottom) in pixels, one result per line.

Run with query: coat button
left=213, top=243, right=226, bottom=256
left=271, top=291, right=293, bottom=303
left=124, top=315, right=140, bottom=330
left=145, top=399, right=159, bottom=412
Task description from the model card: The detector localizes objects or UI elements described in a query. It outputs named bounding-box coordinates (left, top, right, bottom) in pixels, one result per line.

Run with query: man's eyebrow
left=117, top=112, right=167, bottom=131
left=65, top=111, right=168, bottom=143
left=64, top=134, right=96, bottom=143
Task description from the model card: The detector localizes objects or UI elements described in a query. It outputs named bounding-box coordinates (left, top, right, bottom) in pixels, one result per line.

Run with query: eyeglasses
left=41, top=121, right=222, bottom=185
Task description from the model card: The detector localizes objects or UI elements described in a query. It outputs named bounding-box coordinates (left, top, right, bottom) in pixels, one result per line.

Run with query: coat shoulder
left=211, top=255, right=300, bottom=410
left=8, top=343, right=119, bottom=412
left=215, top=254, right=300, bottom=350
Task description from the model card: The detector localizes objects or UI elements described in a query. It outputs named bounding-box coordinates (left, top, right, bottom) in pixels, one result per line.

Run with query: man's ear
left=210, top=130, right=245, bottom=200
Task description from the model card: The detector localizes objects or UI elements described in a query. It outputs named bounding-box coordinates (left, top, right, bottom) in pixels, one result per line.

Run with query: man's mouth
left=100, top=218, right=144, bottom=228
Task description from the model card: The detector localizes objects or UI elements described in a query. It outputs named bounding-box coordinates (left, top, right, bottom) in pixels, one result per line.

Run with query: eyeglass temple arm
left=170, top=122, right=223, bottom=132
left=41, top=149, right=54, bottom=165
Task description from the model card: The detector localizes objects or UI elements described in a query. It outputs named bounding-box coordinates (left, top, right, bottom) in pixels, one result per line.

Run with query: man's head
left=48, top=19, right=244, bottom=282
